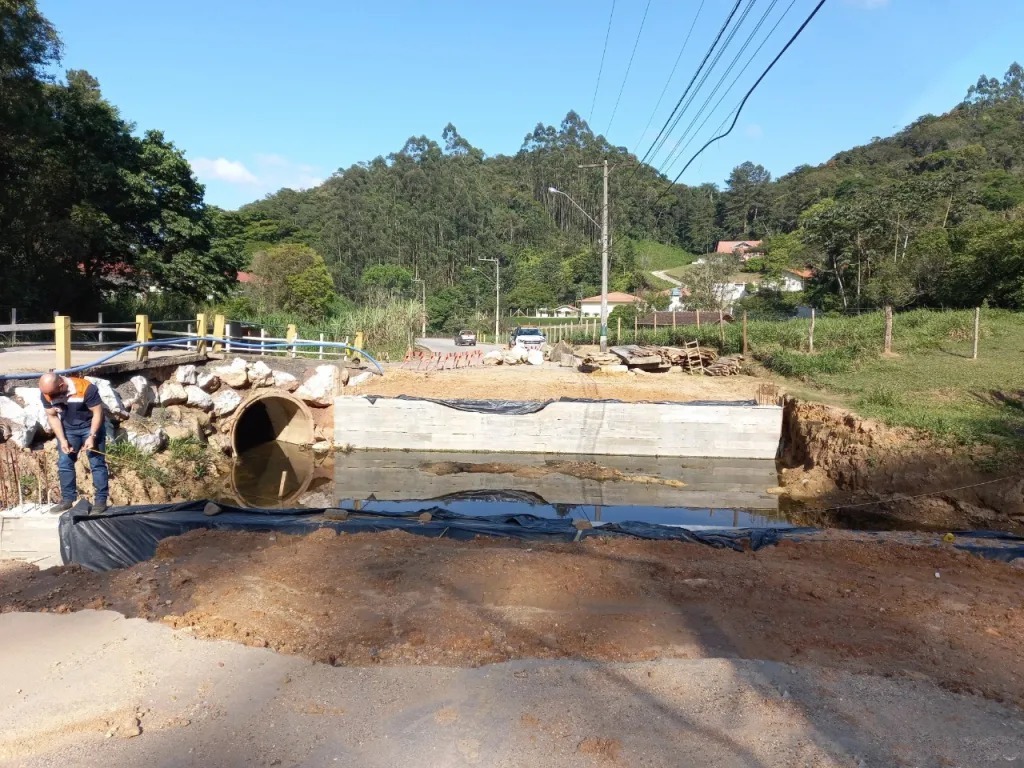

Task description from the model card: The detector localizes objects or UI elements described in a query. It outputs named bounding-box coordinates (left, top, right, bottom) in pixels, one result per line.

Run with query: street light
left=477, top=256, right=500, bottom=343
left=412, top=278, right=426, bottom=338
left=549, top=158, right=611, bottom=352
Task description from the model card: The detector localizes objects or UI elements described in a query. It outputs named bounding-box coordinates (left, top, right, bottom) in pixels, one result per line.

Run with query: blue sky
left=41, top=0, right=1024, bottom=209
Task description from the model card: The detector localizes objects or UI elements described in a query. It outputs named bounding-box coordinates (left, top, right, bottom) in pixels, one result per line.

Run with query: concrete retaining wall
left=334, top=397, right=783, bottom=459
left=0, top=507, right=61, bottom=568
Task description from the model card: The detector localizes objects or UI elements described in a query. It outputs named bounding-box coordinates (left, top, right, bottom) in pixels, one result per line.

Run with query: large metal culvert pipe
left=231, top=391, right=316, bottom=455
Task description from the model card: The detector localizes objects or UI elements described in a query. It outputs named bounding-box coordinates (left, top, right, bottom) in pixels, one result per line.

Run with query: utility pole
left=413, top=278, right=426, bottom=337
left=478, top=256, right=499, bottom=342
left=548, top=159, right=612, bottom=352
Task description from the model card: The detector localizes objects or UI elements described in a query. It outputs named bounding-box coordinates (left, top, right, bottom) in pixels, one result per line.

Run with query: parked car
left=509, top=326, right=546, bottom=349
left=454, top=329, right=477, bottom=346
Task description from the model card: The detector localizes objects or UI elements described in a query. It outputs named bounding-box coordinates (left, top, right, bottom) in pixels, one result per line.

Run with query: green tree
left=360, top=264, right=413, bottom=304
left=250, top=244, right=334, bottom=317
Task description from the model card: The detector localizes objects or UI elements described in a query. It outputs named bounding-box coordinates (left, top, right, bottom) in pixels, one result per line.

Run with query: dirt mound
left=2, top=529, right=1023, bottom=707
left=779, top=397, right=1024, bottom=531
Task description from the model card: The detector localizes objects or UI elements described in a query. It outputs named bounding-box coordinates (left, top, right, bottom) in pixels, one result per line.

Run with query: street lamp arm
left=548, top=188, right=600, bottom=229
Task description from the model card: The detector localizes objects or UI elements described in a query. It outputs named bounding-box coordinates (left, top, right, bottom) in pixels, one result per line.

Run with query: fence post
left=9, top=308, right=16, bottom=346
left=972, top=307, right=980, bottom=360
left=634, top=315, right=638, bottom=341
left=617, top=316, right=621, bottom=343
left=718, top=310, right=725, bottom=347
left=195, top=313, right=208, bottom=355
left=353, top=330, right=364, bottom=363
left=883, top=305, right=893, bottom=355
left=809, top=308, right=815, bottom=354
left=186, top=323, right=195, bottom=351
left=260, top=328, right=266, bottom=356
left=54, top=315, right=71, bottom=371
left=696, top=309, right=700, bottom=329
left=213, top=314, right=226, bottom=354
left=319, top=332, right=325, bottom=360
left=97, top=312, right=104, bottom=345
left=286, top=324, right=297, bottom=358
left=135, top=314, right=151, bottom=362
left=742, top=311, right=748, bottom=356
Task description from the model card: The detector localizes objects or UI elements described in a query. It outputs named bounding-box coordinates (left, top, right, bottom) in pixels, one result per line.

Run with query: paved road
left=651, top=269, right=683, bottom=286
left=0, top=346, right=194, bottom=377
left=416, top=336, right=504, bottom=355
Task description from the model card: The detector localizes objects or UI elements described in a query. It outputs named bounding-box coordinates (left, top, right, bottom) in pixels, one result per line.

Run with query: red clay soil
left=2, top=529, right=1023, bottom=708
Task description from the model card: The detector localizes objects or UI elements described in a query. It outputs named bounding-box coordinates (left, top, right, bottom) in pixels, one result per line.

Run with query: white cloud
left=191, top=154, right=325, bottom=195
left=190, top=157, right=259, bottom=185
left=844, top=0, right=889, bottom=9
left=745, top=124, right=764, bottom=140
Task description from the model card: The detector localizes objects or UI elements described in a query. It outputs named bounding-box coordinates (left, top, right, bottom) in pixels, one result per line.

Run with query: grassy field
left=564, top=308, right=1024, bottom=456
left=634, top=240, right=699, bottom=272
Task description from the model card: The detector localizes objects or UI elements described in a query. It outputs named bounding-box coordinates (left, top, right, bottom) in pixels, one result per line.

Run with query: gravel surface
left=1, top=610, right=1022, bottom=767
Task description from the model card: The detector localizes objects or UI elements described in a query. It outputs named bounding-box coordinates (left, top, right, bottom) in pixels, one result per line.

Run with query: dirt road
left=355, top=364, right=763, bottom=402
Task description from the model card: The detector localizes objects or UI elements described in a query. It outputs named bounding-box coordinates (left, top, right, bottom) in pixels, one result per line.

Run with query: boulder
left=121, top=375, right=157, bottom=417
left=173, top=365, right=198, bottom=385
left=0, top=396, right=36, bottom=448
left=547, top=339, right=573, bottom=364
left=196, top=372, right=221, bottom=393
left=247, top=360, right=274, bottom=387
left=211, top=358, right=249, bottom=388
left=347, top=371, right=372, bottom=387
left=163, top=413, right=204, bottom=442
left=271, top=369, right=299, bottom=392
left=119, top=424, right=166, bottom=455
left=158, top=381, right=188, bottom=406
left=86, top=376, right=129, bottom=420
left=211, top=389, right=242, bottom=418
left=482, top=350, right=503, bottom=366
left=208, top=433, right=233, bottom=456
left=185, top=385, right=214, bottom=411
left=527, top=349, right=544, bottom=366
left=12, top=387, right=53, bottom=437
left=311, top=440, right=333, bottom=454
left=502, top=347, right=528, bottom=365
left=295, top=365, right=339, bottom=407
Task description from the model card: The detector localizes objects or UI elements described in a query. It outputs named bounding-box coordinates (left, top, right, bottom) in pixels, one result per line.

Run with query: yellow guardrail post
left=352, top=330, right=364, bottom=363
left=213, top=314, right=226, bottom=354
left=196, top=313, right=208, bottom=355
left=286, top=324, right=298, bottom=358
left=54, top=315, right=71, bottom=371
left=135, top=314, right=151, bottom=361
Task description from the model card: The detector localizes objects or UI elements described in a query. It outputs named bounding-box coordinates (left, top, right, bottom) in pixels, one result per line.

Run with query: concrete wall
left=334, top=397, right=782, bottom=459
left=334, top=451, right=779, bottom=510
left=0, top=508, right=61, bottom=568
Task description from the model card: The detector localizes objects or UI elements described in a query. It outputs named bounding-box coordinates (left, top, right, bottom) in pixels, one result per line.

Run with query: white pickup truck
left=509, top=326, right=546, bottom=350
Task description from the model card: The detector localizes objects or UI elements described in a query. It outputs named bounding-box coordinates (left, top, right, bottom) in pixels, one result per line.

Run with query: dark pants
left=57, top=423, right=109, bottom=503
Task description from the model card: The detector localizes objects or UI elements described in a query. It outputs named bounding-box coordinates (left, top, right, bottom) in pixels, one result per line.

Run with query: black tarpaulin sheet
left=58, top=501, right=803, bottom=572
left=363, top=394, right=757, bottom=415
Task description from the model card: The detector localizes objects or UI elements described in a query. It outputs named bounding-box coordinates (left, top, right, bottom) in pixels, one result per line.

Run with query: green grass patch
left=105, top=440, right=167, bottom=482
left=634, top=240, right=699, bottom=272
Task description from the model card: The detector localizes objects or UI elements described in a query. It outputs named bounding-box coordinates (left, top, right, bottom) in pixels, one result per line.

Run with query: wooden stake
left=634, top=315, right=638, bottom=341
left=742, top=311, right=748, bottom=356
left=809, top=308, right=815, bottom=354
left=696, top=309, right=700, bottom=329
left=972, top=306, right=980, bottom=360
left=718, top=310, right=725, bottom=347
left=883, top=305, right=893, bottom=355
left=617, top=316, right=621, bottom=343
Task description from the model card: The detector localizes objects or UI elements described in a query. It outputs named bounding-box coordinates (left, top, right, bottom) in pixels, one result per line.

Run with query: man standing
left=38, top=372, right=109, bottom=512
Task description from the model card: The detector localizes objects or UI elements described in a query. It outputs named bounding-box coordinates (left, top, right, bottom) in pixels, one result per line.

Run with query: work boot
left=90, top=499, right=111, bottom=515
left=53, top=499, right=74, bottom=513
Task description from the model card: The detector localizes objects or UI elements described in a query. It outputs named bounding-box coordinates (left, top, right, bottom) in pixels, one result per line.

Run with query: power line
left=659, top=0, right=784, bottom=175
left=605, top=0, right=653, bottom=135
left=669, top=0, right=829, bottom=184
left=631, top=0, right=707, bottom=154
left=648, top=0, right=758, bottom=173
left=635, top=0, right=744, bottom=169
left=588, top=0, right=617, bottom=125
left=660, top=0, right=799, bottom=176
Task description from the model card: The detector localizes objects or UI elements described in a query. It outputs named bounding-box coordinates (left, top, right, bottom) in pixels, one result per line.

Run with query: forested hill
left=219, top=63, right=1024, bottom=315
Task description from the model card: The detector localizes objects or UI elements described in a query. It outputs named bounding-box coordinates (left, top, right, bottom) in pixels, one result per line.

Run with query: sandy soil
left=3, top=530, right=1023, bottom=708
left=351, top=365, right=763, bottom=402
left=421, top=459, right=688, bottom=488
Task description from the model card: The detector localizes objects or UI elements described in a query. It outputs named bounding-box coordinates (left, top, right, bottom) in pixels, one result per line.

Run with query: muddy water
left=220, top=447, right=792, bottom=529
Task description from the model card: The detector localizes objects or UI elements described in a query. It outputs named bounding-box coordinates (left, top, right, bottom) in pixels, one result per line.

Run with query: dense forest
left=3, top=0, right=1023, bottom=330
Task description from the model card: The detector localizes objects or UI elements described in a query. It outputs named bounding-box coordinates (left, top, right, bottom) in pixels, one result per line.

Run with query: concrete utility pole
left=550, top=159, right=612, bottom=352
left=413, top=278, right=426, bottom=337
left=478, top=256, right=499, bottom=342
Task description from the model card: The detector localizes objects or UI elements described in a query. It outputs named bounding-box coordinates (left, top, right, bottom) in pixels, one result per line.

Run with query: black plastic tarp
left=363, top=394, right=757, bottom=415
left=59, top=501, right=803, bottom=572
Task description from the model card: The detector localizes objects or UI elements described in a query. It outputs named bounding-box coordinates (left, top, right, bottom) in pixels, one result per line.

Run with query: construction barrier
left=400, top=348, right=485, bottom=371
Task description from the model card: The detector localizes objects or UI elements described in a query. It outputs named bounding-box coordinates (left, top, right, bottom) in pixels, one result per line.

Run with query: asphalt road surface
left=416, top=337, right=504, bottom=355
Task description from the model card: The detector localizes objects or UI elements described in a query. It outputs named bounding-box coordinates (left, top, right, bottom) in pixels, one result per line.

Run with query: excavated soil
left=2, top=529, right=1023, bottom=707
left=421, top=459, right=687, bottom=488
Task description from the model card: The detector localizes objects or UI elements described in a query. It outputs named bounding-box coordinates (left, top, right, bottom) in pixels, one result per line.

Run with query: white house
left=715, top=240, right=765, bottom=261
left=764, top=268, right=812, bottom=293
left=579, top=292, right=642, bottom=317
left=553, top=305, right=580, bottom=318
